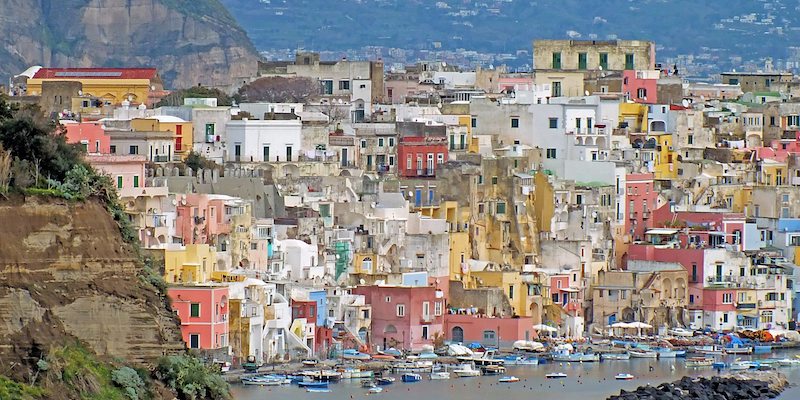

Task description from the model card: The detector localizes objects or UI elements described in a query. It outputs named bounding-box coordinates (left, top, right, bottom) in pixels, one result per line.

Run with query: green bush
left=111, top=367, right=146, bottom=400
left=0, top=375, right=46, bottom=400
left=155, top=355, right=229, bottom=400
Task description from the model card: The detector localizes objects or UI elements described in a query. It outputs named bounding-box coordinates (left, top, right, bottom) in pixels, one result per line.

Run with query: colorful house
left=622, top=70, right=659, bottom=104
left=63, top=121, right=110, bottom=154
left=25, top=67, right=164, bottom=107
left=625, top=173, right=658, bottom=241
left=147, top=243, right=217, bottom=284
left=353, top=285, right=444, bottom=351
left=168, top=284, right=230, bottom=352
left=131, top=116, right=193, bottom=159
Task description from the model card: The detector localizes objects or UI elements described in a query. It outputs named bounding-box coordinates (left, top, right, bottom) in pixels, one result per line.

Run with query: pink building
left=622, top=70, right=659, bottom=104
left=85, top=154, right=146, bottom=195
left=174, top=194, right=235, bottom=247
left=444, top=313, right=535, bottom=346
left=496, top=76, right=535, bottom=94
left=63, top=121, right=110, bottom=154
left=625, top=173, right=658, bottom=241
left=550, top=273, right=581, bottom=315
left=352, top=285, right=444, bottom=351
left=168, top=285, right=230, bottom=351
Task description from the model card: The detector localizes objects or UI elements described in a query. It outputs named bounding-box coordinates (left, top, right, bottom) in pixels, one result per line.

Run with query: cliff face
left=0, top=197, right=184, bottom=375
left=0, top=0, right=259, bottom=89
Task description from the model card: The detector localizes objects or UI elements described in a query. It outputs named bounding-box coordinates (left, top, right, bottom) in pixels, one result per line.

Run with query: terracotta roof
left=32, top=68, right=158, bottom=80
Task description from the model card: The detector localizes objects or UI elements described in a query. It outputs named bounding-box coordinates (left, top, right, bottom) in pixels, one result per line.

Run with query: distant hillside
left=222, top=0, right=796, bottom=66
left=0, top=0, right=260, bottom=89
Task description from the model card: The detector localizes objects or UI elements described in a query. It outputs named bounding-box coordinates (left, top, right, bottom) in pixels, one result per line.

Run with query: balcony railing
left=152, top=155, right=171, bottom=163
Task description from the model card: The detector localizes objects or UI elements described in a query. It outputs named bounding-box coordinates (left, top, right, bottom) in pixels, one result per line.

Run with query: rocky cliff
left=0, top=196, right=185, bottom=378
left=0, top=0, right=259, bottom=89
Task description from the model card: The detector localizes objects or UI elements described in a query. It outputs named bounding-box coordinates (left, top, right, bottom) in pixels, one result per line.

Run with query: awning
left=646, top=229, right=679, bottom=235
left=560, top=287, right=580, bottom=292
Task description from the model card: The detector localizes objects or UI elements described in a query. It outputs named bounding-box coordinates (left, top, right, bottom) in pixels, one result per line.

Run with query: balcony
left=628, top=211, right=638, bottom=220
left=414, top=168, right=436, bottom=177
left=152, top=155, right=171, bottom=163
left=145, top=213, right=169, bottom=228
left=641, top=210, right=651, bottom=219
left=118, top=185, right=169, bottom=200
left=736, top=302, right=756, bottom=309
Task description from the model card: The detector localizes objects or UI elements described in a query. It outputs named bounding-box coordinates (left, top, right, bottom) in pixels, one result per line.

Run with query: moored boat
left=368, top=387, right=384, bottom=394
left=498, top=376, right=520, bottom=383
left=306, top=388, right=332, bottom=393
left=430, top=371, right=451, bottom=380
left=601, top=352, right=630, bottom=361
left=453, top=363, right=481, bottom=377
left=629, top=350, right=658, bottom=358
left=376, top=377, right=395, bottom=385
left=685, top=357, right=714, bottom=367
left=545, top=372, right=568, bottom=379
left=725, top=346, right=752, bottom=355
left=481, top=365, right=506, bottom=375
left=401, top=373, right=422, bottom=382
left=551, top=352, right=600, bottom=362
left=298, top=381, right=330, bottom=388
left=614, top=373, right=635, bottom=380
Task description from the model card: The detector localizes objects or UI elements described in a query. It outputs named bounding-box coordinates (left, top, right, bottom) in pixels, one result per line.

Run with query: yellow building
left=154, top=244, right=217, bottom=284
left=417, top=201, right=475, bottom=286
left=619, top=103, right=649, bottom=132
left=652, top=133, right=677, bottom=180
left=531, top=70, right=585, bottom=97
left=759, top=159, right=788, bottom=186
left=131, top=116, right=193, bottom=158
left=24, top=67, right=163, bottom=107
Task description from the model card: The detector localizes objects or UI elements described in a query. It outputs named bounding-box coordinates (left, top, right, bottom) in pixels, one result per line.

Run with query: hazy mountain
left=0, top=0, right=260, bottom=88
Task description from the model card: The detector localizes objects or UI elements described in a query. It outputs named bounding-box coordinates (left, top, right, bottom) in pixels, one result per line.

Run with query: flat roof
left=645, top=228, right=679, bottom=235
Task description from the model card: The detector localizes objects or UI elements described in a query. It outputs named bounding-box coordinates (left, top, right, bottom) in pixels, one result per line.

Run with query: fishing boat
left=302, top=359, right=319, bottom=367
left=499, top=355, right=539, bottom=365
left=551, top=352, right=600, bottom=362
left=457, top=349, right=505, bottom=367
left=481, top=365, right=506, bottom=375
left=629, top=350, right=658, bottom=358
left=614, top=373, right=635, bottom=380
left=685, top=357, right=714, bottom=367
left=340, top=368, right=373, bottom=379
left=401, top=373, right=422, bottom=383
left=653, top=348, right=678, bottom=358
left=241, top=376, right=289, bottom=386
left=725, top=346, right=753, bottom=355
left=368, top=387, right=384, bottom=394
left=430, top=371, right=451, bottom=380
left=298, top=381, right=330, bottom=388
left=498, top=376, right=520, bottom=383
left=777, top=358, right=800, bottom=367
left=545, top=372, right=568, bottom=379
left=306, top=388, right=332, bottom=393
left=453, top=363, right=481, bottom=377
left=341, top=349, right=372, bottom=361
left=729, top=361, right=754, bottom=370
left=362, top=380, right=377, bottom=388
left=601, top=352, right=630, bottom=361
left=376, top=377, right=395, bottom=385
left=692, top=345, right=724, bottom=356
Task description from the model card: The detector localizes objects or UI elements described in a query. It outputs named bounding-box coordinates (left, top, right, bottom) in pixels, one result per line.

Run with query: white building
left=226, top=118, right=302, bottom=163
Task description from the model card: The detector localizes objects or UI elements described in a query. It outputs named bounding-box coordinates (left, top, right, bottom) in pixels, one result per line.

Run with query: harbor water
left=231, top=350, right=800, bottom=399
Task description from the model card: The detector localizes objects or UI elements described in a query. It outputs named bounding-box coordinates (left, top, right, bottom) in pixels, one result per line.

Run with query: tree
left=157, top=85, right=233, bottom=107
left=236, top=76, right=320, bottom=103
left=184, top=151, right=217, bottom=172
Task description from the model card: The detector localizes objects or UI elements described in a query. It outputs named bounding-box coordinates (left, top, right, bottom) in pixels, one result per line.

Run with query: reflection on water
left=232, top=351, right=800, bottom=400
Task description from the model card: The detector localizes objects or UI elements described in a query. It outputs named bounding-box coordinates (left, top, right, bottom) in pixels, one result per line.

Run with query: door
left=451, top=326, right=464, bottom=343
left=189, top=334, right=200, bottom=349
left=341, top=148, right=348, bottom=166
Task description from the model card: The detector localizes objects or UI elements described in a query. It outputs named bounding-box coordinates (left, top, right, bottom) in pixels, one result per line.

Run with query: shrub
left=155, top=355, right=229, bottom=400
left=111, top=367, right=146, bottom=400
left=0, top=375, right=45, bottom=400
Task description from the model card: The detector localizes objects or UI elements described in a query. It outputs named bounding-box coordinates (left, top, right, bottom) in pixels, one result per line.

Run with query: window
left=549, top=118, right=558, bottom=129
left=360, top=140, right=367, bottom=149
left=578, top=52, right=587, bottom=70
left=599, top=53, right=609, bottom=70
left=434, top=301, right=443, bottom=316
left=422, top=326, right=429, bottom=340
left=766, top=292, right=778, bottom=301
left=722, top=293, right=733, bottom=304
left=388, top=137, right=395, bottom=147
left=637, top=88, right=647, bottom=99
left=496, top=202, right=506, bottom=214
left=129, top=145, right=138, bottom=155
left=406, top=155, right=412, bottom=169
left=385, top=296, right=391, bottom=303
left=509, top=285, right=514, bottom=299
left=575, top=117, right=581, bottom=132
left=552, top=52, right=562, bottom=69
left=189, top=334, right=200, bottom=349
left=552, top=293, right=559, bottom=303
left=396, top=304, right=405, bottom=317
left=782, top=207, right=790, bottom=218
left=263, top=146, right=270, bottom=161
left=378, top=138, right=384, bottom=147
left=723, top=313, right=729, bottom=323
left=321, top=80, right=333, bottom=95
left=471, top=117, right=477, bottom=128
left=388, top=155, right=395, bottom=166
left=783, top=194, right=790, bottom=203
left=770, top=116, right=776, bottom=126
left=362, top=309, right=370, bottom=319
left=190, top=303, right=200, bottom=317
left=437, top=153, right=444, bottom=164
left=478, top=175, right=484, bottom=184
left=788, top=115, right=800, bottom=126
left=491, top=176, right=498, bottom=185
left=133, top=176, right=139, bottom=188
left=110, top=145, right=116, bottom=154
left=511, top=117, right=519, bottom=128
left=286, top=146, right=293, bottom=162
left=546, top=148, right=557, bottom=159
left=483, top=330, right=496, bottom=340
left=339, top=80, right=350, bottom=90
left=551, top=81, right=562, bottom=97
left=625, top=53, right=635, bottom=70
left=761, top=311, right=773, bottom=324
left=450, top=134, right=455, bottom=150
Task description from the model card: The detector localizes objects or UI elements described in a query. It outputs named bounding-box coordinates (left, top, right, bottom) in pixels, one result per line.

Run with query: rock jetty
left=607, top=372, right=788, bottom=400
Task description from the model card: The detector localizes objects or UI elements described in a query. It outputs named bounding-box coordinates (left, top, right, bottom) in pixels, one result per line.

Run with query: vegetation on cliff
left=0, top=95, right=230, bottom=399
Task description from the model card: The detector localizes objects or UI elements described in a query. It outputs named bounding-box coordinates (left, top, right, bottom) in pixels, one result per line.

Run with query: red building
left=444, top=313, right=536, bottom=346
left=622, top=70, right=659, bottom=104
left=63, top=121, right=110, bottom=154
left=397, top=137, right=449, bottom=177
left=353, top=285, right=444, bottom=351
left=167, top=285, right=230, bottom=351
left=625, top=173, right=659, bottom=241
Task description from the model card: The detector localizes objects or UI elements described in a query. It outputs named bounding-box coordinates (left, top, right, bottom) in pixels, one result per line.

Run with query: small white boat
left=686, top=357, right=714, bottom=367
left=306, top=388, right=332, bottom=393
left=614, top=373, right=635, bottom=380
left=629, top=350, right=658, bottom=358
left=368, top=387, right=384, bottom=394
left=601, top=353, right=630, bottom=361
left=545, top=372, right=568, bottom=379
left=729, top=361, right=753, bottom=370
left=777, top=358, right=800, bottom=367
left=454, top=364, right=481, bottom=377
left=498, top=376, right=520, bottom=383
left=430, top=371, right=451, bottom=380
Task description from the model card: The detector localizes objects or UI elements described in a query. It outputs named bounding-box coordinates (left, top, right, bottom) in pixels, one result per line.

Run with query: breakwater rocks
left=607, top=372, right=788, bottom=400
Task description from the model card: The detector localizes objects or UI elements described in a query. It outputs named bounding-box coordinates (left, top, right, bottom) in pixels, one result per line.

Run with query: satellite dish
left=682, top=99, right=690, bottom=108
left=359, top=279, right=366, bottom=285
left=598, top=65, right=603, bottom=71
left=172, top=199, right=178, bottom=206
left=181, top=199, right=187, bottom=205
left=585, top=90, right=590, bottom=96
